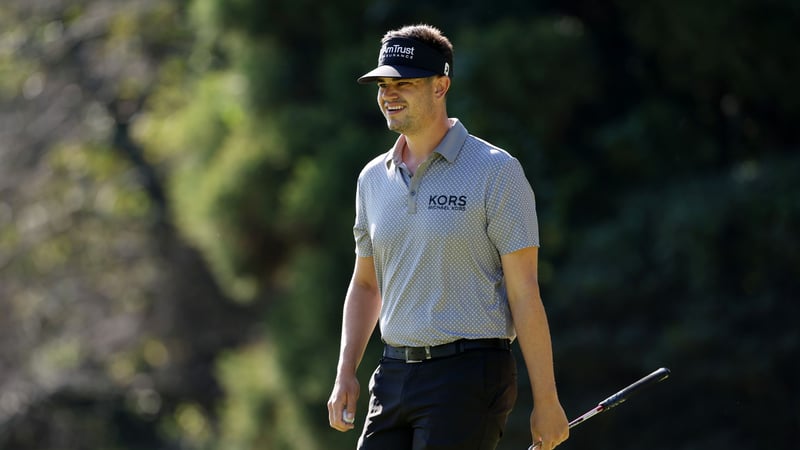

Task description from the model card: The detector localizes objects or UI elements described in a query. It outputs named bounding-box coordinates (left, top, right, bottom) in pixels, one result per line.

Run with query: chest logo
left=428, top=194, right=467, bottom=211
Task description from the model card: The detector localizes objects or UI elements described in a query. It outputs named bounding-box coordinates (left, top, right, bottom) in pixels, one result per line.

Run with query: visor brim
left=357, top=65, right=439, bottom=84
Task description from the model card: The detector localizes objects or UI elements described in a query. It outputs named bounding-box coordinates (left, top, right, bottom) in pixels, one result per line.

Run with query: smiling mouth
left=385, top=104, right=405, bottom=114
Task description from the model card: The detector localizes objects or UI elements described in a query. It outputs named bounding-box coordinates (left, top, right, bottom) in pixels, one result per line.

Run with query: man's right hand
left=327, top=373, right=360, bottom=431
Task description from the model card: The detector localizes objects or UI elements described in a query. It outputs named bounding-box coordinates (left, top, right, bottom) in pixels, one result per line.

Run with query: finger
left=345, top=388, right=358, bottom=421
left=531, top=439, right=554, bottom=450
left=327, top=397, right=338, bottom=429
left=544, top=438, right=562, bottom=450
left=549, top=429, right=568, bottom=448
left=343, top=407, right=356, bottom=425
left=344, top=387, right=359, bottom=428
left=329, top=394, right=357, bottom=431
left=338, top=408, right=356, bottom=431
left=330, top=412, right=350, bottom=431
left=327, top=395, right=348, bottom=431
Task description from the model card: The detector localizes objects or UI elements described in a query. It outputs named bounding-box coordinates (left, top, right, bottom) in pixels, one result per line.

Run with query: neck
left=403, top=115, right=451, bottom=164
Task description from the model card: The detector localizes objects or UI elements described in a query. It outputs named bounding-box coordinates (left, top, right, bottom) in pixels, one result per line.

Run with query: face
left=375, top=77, right=437, bottom=135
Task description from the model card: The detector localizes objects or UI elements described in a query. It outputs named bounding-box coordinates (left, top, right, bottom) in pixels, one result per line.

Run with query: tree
left=3, top=0, right=797, bottom=449
left=0, top=1, right=257, bottom=448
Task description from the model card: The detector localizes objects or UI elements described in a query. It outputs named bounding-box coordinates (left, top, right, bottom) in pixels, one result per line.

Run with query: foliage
left=1, top=1, right=256, bottom=449
left=2, top=0, right=798, bottom=449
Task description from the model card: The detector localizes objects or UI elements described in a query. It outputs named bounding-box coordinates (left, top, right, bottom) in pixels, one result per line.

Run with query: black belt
left=383, top=338, right=511, bottom=363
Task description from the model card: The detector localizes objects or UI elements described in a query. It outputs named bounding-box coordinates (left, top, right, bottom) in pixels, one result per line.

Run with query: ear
left=433, top=76, right=451, bottom=98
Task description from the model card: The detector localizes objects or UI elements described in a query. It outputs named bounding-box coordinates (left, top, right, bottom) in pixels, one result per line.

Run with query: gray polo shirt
left=354, top=119, right=539, bottom=347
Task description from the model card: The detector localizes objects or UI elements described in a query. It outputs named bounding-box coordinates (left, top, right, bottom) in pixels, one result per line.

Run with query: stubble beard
left=385, top=104, right=429, bottom=135
left=384, top=88, right=435, bottom=135
left=387, top=117, right=411, bottom=134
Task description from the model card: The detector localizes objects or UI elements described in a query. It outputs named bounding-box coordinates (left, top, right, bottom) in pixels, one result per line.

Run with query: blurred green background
left=1, top=0, right=798, bottom=449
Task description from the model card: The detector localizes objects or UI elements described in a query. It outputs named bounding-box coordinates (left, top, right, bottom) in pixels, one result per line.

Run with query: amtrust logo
left=381, top=44, right=415, bottom=60
left=428, top=194, right=467, bottom=211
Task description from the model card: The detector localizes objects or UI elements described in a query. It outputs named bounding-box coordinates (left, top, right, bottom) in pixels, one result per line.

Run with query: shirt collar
left=384, top=118, right=468, bottom=170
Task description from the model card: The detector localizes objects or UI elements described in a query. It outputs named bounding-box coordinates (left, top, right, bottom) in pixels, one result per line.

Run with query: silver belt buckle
left=405, top=346, right=432, bottom=363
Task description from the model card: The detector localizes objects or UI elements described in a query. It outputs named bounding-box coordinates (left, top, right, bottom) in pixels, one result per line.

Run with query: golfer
left=327, top=24, right=569, bottom=450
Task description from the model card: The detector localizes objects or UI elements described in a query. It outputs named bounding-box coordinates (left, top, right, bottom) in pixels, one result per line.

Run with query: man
left=327, top=24, right=569, bottom=450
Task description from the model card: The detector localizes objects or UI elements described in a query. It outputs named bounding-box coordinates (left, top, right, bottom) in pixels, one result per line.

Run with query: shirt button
left=410, top=190, right=416, bottom=196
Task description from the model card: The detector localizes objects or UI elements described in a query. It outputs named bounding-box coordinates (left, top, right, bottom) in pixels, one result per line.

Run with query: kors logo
left=428, top=194, right=467, bottom=211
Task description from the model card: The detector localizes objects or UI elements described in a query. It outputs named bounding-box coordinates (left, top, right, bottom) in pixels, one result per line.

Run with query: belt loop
left=425, top=346, right=431, bottom=359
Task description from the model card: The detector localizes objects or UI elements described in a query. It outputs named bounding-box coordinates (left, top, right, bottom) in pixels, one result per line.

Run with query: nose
left=380, top=85, right=399, bottom=100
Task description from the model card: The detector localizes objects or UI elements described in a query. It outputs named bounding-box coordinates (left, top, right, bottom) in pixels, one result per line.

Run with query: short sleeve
left=353, top=177, right=373, bottom=257
left=486, top=157, right=540, bottom=254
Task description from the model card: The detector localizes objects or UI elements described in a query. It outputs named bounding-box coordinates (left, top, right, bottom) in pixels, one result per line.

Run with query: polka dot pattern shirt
left=354, top=119, right=539, bottom=347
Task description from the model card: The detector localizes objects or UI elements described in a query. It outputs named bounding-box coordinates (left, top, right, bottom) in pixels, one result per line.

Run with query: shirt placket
left=405, top=156, right=436, bottom=214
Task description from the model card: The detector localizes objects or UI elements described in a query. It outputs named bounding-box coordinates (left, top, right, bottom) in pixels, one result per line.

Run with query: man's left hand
left=530, top=402, right=569, bottom=450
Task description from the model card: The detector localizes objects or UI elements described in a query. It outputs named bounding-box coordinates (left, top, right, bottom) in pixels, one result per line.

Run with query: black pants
left=357, top=348, right=517, bottom=450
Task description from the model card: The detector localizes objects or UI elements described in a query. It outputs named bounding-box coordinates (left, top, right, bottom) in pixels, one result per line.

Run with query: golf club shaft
left=567, top=405, right=603, bottom=428
left=527, top=367, right=671, bottom=450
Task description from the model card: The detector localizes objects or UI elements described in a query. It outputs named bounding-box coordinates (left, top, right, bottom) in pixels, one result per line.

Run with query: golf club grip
left=598, top=367, right=671, bottom=410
